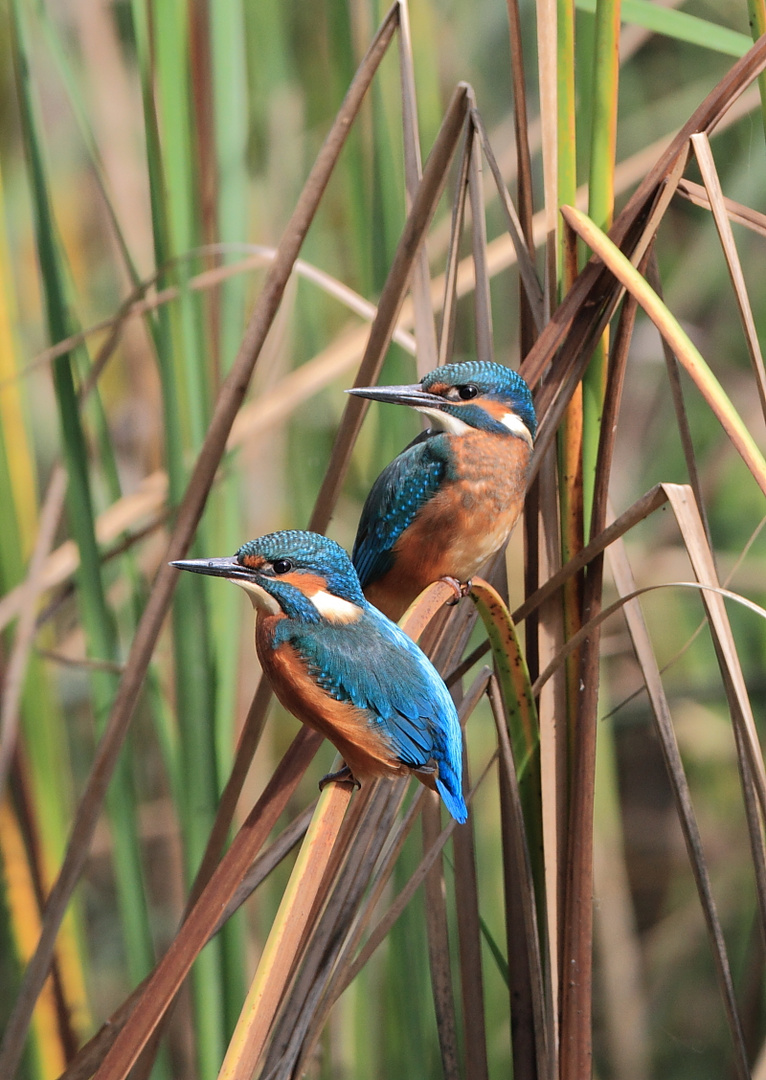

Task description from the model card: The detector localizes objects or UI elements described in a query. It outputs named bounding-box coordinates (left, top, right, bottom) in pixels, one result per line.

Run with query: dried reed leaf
left=663, top=484, right=766, bottom=848
left=592, top=740, right=651, bottom=1080
left=470, top=106, right=545, bottom=331
left=469, top=578, right=537, bottom=760
left=437, top=121, right=472, bottom=366
left=561, top=204, right=766, bottom=497
left=466, top=112, right=494, bottom=366
left=690, top=132, right=766, bottom=421
left=400, top=580, right=463, bottom=639
left=675, top=177, right=766, bottom=237
left=533, top=450, right=566, bottom=1071
left=397, top=0, right=438, bottom=377
left=606, top=536, right=751, bottom=1080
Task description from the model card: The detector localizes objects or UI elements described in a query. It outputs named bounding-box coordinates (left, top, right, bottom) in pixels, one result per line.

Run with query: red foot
left=441, top=576, right=473, bottom=606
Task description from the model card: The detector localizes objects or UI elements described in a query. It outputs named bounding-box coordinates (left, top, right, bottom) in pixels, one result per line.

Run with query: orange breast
left=255, top=616, right=409, bottom=781
left=366, top=430, right=530, bottom=621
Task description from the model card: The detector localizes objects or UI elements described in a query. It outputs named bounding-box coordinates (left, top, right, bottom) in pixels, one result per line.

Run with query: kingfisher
left=172, top=530, right=467, bottom=822
left=348, top=360, right=536, bottom=622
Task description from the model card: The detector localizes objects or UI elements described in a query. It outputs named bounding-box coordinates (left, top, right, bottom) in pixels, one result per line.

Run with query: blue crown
left=236, top=531, right=365, bottom=605
left=422, top=360, right=536, bottom=440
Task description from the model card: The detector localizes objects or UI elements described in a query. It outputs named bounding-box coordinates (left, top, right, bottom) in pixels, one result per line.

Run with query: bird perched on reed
left=172, top=530, right=467, bottom=822
left=348, top=360, right=536, bottom=621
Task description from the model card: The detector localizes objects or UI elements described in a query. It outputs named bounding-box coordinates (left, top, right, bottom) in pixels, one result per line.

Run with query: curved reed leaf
left=561, top=204, right=766, bottom=497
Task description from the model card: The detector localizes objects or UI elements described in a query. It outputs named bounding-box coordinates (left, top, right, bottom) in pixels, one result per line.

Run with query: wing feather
left=283, top=613, right=456, bottom=770
left=352, top=433, right=447, bottom=588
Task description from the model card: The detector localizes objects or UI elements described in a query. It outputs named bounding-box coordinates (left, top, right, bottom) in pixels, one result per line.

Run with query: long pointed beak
left=170, top=556, right=253, bottom=582
left=346, top=383, right=447, bottom=410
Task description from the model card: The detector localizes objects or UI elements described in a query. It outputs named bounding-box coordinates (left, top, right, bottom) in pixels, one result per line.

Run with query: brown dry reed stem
left=487, top=673, right=550, bottom=1079
left=0, top=9, right=400, bottom=1075
left=437, top=122, right=472, bottom=366
left=56, top=807, right=316, bottom=1080
left=470, top=105, right=545, bottom=330
left=310, top=80, right=470, bottom=533
left=90, top=727, right=323, bottom=1080
left=467, top=111, right=495, bottom=369
left=282, top=668, right=494, bottom=1080
left=519, top=34, right=766, bottom=398
left=423, top=793, right=461, bottom=1080
left=217, top=782, right=354, bottom=1080
left=452, top=754, right=490, bottom=1080
left=504, top=0, right=537, bottom=354
left=397, top=0, right=438, bottom=378
left=558, top=258, right=644, bottom=1080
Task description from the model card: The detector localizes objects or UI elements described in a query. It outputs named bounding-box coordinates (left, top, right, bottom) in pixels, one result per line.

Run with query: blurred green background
left=1, top=0, right=765, bottom=1077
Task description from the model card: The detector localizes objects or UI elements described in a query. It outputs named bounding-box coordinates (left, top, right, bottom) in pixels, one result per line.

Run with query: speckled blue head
left=171, top=530, right=366, bottom=622
left=347, top=360, right=536, bottom=442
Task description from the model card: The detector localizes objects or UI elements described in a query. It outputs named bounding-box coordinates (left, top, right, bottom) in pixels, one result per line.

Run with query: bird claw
left=319, top=764, right=361, bottom=792
left=441, top=576, right=472, bottom=606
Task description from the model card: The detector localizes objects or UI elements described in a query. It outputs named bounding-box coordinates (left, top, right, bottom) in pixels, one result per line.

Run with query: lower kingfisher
left=348, top=360, right=536, bottom=621
left=172, top=530, right=467, bottom=822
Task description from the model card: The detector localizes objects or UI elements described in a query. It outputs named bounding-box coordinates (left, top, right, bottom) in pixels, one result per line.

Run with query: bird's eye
left=272, top=558, right=293, bottom=575
left=456, top=384, right=479, bottom=400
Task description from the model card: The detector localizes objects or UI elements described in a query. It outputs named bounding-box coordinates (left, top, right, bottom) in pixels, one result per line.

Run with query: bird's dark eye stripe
left=272, top=558, right=293, bottom=575
left=456, top=383, right=479, bottom=400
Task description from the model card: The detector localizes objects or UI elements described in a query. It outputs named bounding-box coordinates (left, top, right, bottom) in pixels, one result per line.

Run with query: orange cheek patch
left=279, top=571, right=328, bottom=594
left=482, top=399, right=509, bottom=420
left=241, top=554, right=267, bottom=571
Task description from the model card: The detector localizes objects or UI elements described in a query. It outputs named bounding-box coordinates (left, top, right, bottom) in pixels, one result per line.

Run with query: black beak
left=170, top=556, right=253, bottom=582
left=346, top=382, right=447, bottom=410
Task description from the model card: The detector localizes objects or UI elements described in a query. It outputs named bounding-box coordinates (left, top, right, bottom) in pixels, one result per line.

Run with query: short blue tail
left=435, top=769, right=467, bottom=824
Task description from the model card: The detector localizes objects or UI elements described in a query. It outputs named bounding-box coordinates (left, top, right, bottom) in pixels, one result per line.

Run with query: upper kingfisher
left=348, top=360, right=536, bottom=622
left=172, top=530, right=467, bottom=822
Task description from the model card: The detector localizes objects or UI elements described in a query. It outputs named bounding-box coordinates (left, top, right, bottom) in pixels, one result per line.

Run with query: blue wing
left=280, top=610, right=464, bottom=812
left=352, top=431, right=448, bottom=588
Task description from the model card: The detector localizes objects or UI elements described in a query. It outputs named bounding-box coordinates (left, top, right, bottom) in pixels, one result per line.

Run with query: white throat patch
left=308, top=589, right=363, bottom=623
left=500, top=411, right=534, bottom=446
left=417, top=406, right=471, bottom=436
left=232, top=578, right=281, bottom=614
